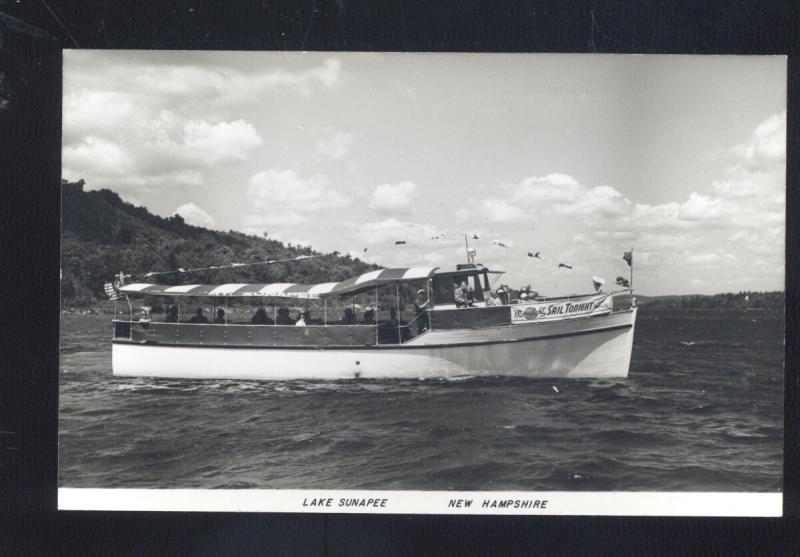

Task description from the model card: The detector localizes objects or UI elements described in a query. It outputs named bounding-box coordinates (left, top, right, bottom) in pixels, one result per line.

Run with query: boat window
left=467, top=274, right=485, bottom=301
left=432, top=275, right=456, bottom=305
left=432, top=273, right=485, bottom=304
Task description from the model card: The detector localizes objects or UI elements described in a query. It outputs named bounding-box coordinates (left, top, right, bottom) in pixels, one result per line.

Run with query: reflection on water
left=59, top=308, right=783, bottom=491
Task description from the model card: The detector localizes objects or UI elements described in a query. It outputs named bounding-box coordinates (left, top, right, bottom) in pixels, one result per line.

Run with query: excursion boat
left=110, top=262, right=637, bottom=380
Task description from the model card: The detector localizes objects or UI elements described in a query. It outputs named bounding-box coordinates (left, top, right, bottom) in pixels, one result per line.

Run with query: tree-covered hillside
left=60, top=180, right=378, bottom=307
left=636, top=291, right=784, bottom=310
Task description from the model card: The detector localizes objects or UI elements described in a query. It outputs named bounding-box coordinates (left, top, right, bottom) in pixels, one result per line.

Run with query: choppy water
left=58, top=308, right=783, bottom=491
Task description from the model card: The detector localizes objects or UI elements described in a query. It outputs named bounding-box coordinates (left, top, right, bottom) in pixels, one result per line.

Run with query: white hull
left=113, top=308, right=637, bottom=380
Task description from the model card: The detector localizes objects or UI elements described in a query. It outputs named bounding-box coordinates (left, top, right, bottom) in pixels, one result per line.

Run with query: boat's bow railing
left=402, top=309, right=432, bottom=339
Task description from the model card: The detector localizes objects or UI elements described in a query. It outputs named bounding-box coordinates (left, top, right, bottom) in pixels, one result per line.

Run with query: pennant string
left=119, top=254, right=323, bottom=281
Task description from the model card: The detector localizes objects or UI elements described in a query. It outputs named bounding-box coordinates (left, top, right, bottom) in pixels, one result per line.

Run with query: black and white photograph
left=57, top=51, right=785, bottom=515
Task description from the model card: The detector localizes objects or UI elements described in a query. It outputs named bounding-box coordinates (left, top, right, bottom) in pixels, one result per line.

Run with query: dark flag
left=558, top=263, right=572, bottom=270
left=616, top=276, right=630, bottom=287
left=623, top=251, right=632, bottom=266
left=104, top=281, right=123, bottom=301
left=395, top=240, right=406, bottom=245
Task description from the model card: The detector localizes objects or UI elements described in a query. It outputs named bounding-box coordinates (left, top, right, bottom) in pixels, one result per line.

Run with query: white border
left=58, top=489, right=782, bottom=516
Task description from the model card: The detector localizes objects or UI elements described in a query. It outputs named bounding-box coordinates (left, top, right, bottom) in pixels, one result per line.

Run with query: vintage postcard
left=58, top=51, right=785, bottom=516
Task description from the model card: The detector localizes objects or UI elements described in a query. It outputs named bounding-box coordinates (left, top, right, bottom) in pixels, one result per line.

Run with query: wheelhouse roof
left=117, top=267, right=440, bottom=299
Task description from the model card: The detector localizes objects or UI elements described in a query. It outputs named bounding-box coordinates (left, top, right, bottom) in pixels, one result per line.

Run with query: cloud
left=453, top=110, right=786, bottom=294
left=684, top=251, right=735, bottom=265
left=512, top=173, right=584, bottom=206
left=173, top=202, right=216, bottom=228
left=62, top=108, right=263, bottom=188
left=247, top=169, right=349, bottom=212
left=730, top=110, right=786, bottom=169
left=554, top=185, right=632, bottom=217
left=359, top=218, right=437, bottom=246
left=62, top=53, right=342, bottom=189
left=502, top=173, right=631, bottom=219
left=62, top=136, right=136, bottom=178
left=242, top=169, right=350, bottom=236
left=66, top=53, right=342, bottom=106
left=368, top=181, right=417, bottom=215
left=482, top=198, right=526, bottom=223
left=313, top=127, right=353, bottom=162
left=677, top=192, right=734, bottom=221
left=689, top=278, right=705, bottom=289
left=182, top=119, right=262, bottom=162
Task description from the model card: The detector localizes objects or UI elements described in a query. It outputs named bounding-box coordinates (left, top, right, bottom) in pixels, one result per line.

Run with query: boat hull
left=112, top=308, right=637, bottom=380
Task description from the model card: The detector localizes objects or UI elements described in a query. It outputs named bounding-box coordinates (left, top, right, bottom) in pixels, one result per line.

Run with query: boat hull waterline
left=112, top=308, right=637, bottom=380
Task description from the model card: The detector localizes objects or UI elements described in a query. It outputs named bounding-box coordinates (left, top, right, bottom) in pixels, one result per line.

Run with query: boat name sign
left=510, top=293, right=613, bottom=323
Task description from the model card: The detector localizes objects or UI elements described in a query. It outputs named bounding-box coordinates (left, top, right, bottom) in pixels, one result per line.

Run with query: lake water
left=58, top=308, right=783, bottom=491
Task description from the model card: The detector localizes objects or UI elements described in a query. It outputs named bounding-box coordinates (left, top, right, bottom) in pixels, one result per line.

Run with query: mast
left=630, top=247, right=635, bottom=308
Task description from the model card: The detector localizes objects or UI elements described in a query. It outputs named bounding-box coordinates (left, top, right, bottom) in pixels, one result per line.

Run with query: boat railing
left=398, top=311, right=431, bottom=341
left=113, top=319, right=381, bottom=346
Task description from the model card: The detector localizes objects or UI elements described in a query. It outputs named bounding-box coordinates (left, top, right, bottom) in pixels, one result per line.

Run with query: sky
left=62, top=51, right=786, bottom=295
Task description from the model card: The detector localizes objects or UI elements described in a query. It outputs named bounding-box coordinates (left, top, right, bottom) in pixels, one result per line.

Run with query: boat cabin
left=112, top=264, right=509, bottom=348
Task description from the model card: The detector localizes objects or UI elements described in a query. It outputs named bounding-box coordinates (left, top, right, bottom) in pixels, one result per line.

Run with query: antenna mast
left=464, top=234, right=476, bottom=264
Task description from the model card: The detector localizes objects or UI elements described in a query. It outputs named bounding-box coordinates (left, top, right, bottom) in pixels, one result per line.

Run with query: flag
left=616, top=276, right=630, bottom=287
left=592, top=275, right=606, bottom=292
left=104, top=281, right=123, bottom=301
left=395, top=240, right=406, bottom=245
left=623, top=251, right=632, bottom=266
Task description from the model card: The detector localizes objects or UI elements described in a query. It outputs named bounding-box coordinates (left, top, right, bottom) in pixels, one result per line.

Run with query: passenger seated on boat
left=465, top=283, right=476, bottom=307
left=251, top=307, right=270, bottom=325
left=214, top=309, right=225, bottom=324
left=342, top=307, right=356, bottom=324
left=454, top=281, right=467, bottom=308
left=363, top=307, right=375, bottom=324
left=275, top=307, right=293, bottom=325
left=377, top=308, right=400, bottom=343
left=189, top=307, right=208, bottom=323
left=486, top=291, right=500, bottom=306
left=166, top=305, right=179, bottom=323
left=497, top=286, right=509, bottom=305
left=295, top=312, right=307, bottom=326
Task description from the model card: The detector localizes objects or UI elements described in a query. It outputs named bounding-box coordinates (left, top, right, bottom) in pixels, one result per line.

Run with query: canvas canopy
left=116, top=267, right=439, bottom=299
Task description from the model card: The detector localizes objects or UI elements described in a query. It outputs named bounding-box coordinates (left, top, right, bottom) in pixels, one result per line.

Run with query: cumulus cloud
left=501, top=173, right=632, bottom=219
left=454, top=110, right=785, bottom=293
left=554, top=185, right=632, bottom=217
left=313, top=127, right=354, bottom=162
left=482, top=198, right=526, bottom=223
left=182, top=119, right=262, bottom=162
left=368, top=181, right=417, bottom=215
left=247, top=169, right=349, bottom=212
left=684, top=251, right=736, bottom=265
left=513, top=173, right=584, bottom=205
left=67, top=53, right=342, bottom=106
left=173, top=202, right=216, bottom=228
left=730, top=110, right=786, bottom=168
left=689, top=278, right=705, bottom=289
left=62, top=53, right=342, bottom=189
left=359, top=218, right=437, bottom=246
left=677, top=192, right=734, bottom=221
left=241, top=169, right=350, bottom=236
left=62, top=106, right=263, bottom=188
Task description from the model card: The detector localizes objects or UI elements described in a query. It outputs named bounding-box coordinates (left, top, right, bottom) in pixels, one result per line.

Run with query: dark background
left=1, top=0, right=798, bottom=554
